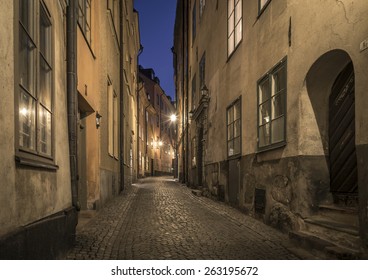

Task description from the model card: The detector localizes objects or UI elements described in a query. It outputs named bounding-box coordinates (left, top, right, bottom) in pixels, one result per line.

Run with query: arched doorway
left=329, top=62, right=358, bottom=205
left=305, top=50, right=358, bottom=206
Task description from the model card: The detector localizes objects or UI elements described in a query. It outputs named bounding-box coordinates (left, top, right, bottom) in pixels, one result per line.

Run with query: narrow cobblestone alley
left=65, top=177, right=301, bottom=260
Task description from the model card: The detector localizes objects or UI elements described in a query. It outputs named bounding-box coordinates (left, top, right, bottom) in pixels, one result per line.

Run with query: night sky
left=134, top=0, right=177, bottom=100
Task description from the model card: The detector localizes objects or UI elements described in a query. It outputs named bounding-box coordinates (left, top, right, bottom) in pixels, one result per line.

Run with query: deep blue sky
left=134, top=0, right=177, bottom=100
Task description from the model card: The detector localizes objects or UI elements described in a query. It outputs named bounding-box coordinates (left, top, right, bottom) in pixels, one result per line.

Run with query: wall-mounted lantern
left=96, top=111, right=102, bottom=128
left=201, top=84, right=209, bottom=97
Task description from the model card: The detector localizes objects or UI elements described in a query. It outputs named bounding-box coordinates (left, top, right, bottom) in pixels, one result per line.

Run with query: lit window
left=19, top=0, right=53, bottom=157
left=258, top=59, right=287, bottom=150
left=227, top=99, right=241, bottom=157
left=227, top=0, right=242, bottom=57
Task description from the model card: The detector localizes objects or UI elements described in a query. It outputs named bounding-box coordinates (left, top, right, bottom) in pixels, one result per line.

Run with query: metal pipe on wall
left=66, top=0, right=79, bottom=210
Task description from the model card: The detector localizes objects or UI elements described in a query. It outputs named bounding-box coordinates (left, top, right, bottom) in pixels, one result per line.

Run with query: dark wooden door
left=197, top=127, right=203, bottom=186
left=329, top=62, right=358, bottom=196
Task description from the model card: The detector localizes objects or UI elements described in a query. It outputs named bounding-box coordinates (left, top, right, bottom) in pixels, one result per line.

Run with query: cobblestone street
left=65, top=177, right=300, bottom=260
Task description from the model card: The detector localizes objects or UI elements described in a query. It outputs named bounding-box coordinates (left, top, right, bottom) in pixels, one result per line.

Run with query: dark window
left=199, top=52, right=206, bottom=89
left=227, top=99, right=241, bottom=157
left=258, top=59, right=287, bottom=150
left=192, top=74, right=196, bottom=110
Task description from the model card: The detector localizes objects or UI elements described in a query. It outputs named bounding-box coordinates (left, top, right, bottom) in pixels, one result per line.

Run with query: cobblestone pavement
left=65, top=177, right=300, bottom=260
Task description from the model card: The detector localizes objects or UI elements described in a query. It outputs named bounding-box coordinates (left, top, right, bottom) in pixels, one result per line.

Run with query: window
left=227, top=0, right=242, bottom=57
left=199, top=52, right=206, bottom=89
left=259, top=0, right=271, bottom=12
left=108, top=82, right=119, bottom=159
left=78, top=0, right=91, bottom=44
left=191, top=74, right=196, bottom=110
left=258, top=59, right=287, bottom=150
left=18, top=0, right=53, bottom=158
left=199, top=0, right=206, bottom=18
left=192, top=1, right=196, bottom=43
left=227, top=99, right=241, bottom=157
left=107, top=0, right=120, bottom=40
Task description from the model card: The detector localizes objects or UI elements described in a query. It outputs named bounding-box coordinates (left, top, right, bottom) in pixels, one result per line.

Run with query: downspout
left=181, top=0, right=186, bottom=183
left=67, top=0, right=79, bottom=210
left=136, top=46, right=143, bottom=178
left=120, top=0, right=125, bottom=192
left=185, top=0, right=189, bottom=184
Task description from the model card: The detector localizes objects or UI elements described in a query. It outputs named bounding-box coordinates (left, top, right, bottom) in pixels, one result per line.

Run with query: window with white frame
left=78, top=0, right=92, bottom=44
left=19, top=0, right=53, bottom=158
left=227, top=0, right=242, bottom=57
left=227, top=99, right=241, bottom=157
left=258, top=59, right=287, bottom=149
left=108, top=82, right=119, bottom=159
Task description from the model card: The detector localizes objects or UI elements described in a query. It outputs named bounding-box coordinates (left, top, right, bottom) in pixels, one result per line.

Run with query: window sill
left=256, top=141, right=286, bottom=154
left=15, top=156, right=59, bottom=171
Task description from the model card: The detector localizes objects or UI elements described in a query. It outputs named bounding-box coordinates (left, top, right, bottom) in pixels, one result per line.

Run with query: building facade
left=0, top=0, right=76, bottom=259
left=174, top=0, right=368, bottom=256
left=139, top=67, right=176, bottom=176
left=0, top=0, right=142, bottom=259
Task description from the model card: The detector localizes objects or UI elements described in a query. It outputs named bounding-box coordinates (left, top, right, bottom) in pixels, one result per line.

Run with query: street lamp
left=170, top=114, right=177, bottom=122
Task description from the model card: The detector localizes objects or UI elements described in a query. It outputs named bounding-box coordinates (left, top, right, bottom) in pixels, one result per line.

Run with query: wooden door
left=329, top=62, right=358, bottom=196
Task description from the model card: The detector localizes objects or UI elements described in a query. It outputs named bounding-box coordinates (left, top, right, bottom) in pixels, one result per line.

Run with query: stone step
left=304, top=215, right=360, bottom=250
left=318, top=204, right=359, bottom=226
left=289, top=230, right=361, bottom=259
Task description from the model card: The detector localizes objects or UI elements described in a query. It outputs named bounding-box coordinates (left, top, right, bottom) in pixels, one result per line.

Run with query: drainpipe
left=119, top=1, right=125, bottom=192
left=67, top=0, right=79, bottom=210
left=185, top=0, right=189, bottom=184
left=136, top=46, right=143, bottom=178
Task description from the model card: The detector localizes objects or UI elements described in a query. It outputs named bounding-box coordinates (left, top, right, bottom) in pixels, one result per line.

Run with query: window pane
left=38, top=106, right=52, bottom=156
left=39, top=56, right=52, bottom=110
left=258, top=78, right=270, bottom=104
left=272, top=93, right=285, bottom=120
left=40, top=5, right=51, bottom=62
left=235, top=20, right=242, bottom=46
left=234, top=101, right=241, bottom=120
left=227, top=106, right=234, bottom=124
left=228, top=0, right=234, bottom=17
left=227, top=123, right=234, bottom=141
left=228, top=140, right=234, bottom=156
left=234, top=136, right=240, bottom=155
left=235, top=0, right=242, bottom=24
left=20, top=0, right=34, bottom=35
left=19, top=27, right=36, bottom=94
left=259, top=124, right=270, bottom=148
left=271, top=116, right=285, bottom=143
left=228, top=33, right=234, bottom=56
left=228, top=13, right=234, bottom=36
left=272, top=65, right=286, bottom=95
left=259, top=100, right=271, bottom=125
left=234, top=119, right=241, bottom=138
left=19, top=90, right=36, bottom=150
